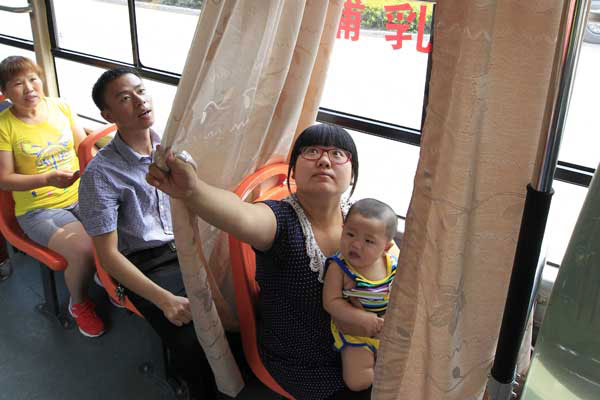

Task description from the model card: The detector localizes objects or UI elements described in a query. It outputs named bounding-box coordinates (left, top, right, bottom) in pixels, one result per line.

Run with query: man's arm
left=323, top=263, right=383, bottom=338
left=92, top=231, right=192, bottom=327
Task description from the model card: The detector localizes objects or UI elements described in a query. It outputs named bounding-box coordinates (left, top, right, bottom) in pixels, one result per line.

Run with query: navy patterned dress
left=254, top=199, right=345, bottom=399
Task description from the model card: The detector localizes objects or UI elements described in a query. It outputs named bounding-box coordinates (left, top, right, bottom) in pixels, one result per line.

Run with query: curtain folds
left=374, top=1, right=568, bottom=399
left=158, top=0, right=343, bottom=396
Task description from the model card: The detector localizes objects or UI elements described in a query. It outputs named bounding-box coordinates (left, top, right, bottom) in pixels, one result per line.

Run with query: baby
left=323, top=198, right=398, bottom=391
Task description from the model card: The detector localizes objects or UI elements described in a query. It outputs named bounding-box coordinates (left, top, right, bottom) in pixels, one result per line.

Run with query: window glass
left=0, top=44, right=35, bottom=67
left=55, top=58, right=176, bottom=134
left=134, top=1, right=200, bottom=73
left=55, top=59, right=107, bottom=123
left=141, top=78, right=178, bottom=134
left=544, top=180, right=589, bottom=265
left=558, top=10, right=600, bottom=170
left=347, top=129, right=419, bottom=218
left=321, top=1, right=433, bottom=130
left=52, top=0, right=133, bottom=63
left=0, top=1, right=33, bottom=40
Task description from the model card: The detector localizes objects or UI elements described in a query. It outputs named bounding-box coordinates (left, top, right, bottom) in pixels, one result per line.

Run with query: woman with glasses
left=148, top=124, right=376, bottom=399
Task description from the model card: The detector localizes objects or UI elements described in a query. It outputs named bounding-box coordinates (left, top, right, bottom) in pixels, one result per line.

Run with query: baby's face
left=340, top=213, right=389, bottom=270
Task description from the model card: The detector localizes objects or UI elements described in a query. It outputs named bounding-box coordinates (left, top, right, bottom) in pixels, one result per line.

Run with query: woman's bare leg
left=47, top=221, right=95, bottom=304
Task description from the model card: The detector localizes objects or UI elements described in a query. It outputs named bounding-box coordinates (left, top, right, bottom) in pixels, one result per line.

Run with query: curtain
left=374, top=1, right=568, bottom=399
left=158, top=0, right=343, bottom=396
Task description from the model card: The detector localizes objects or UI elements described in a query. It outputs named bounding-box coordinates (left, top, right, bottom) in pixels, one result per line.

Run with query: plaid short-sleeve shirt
left=78, top=130, right=173, bottom=255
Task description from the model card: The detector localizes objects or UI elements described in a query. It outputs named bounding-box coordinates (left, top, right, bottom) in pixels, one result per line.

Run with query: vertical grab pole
left=486, top=0, right=591, bottom=399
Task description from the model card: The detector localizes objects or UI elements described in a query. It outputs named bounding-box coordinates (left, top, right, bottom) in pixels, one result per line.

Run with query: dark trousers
left=125, top=243, right=217, bottom=399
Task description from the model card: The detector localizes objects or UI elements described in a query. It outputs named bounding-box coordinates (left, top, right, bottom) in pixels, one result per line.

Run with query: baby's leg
left=342, top=346, right=376, bottom=391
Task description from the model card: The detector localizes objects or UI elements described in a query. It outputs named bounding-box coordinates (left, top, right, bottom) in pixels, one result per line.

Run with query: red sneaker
left=69, top=298, right=105, bottom=338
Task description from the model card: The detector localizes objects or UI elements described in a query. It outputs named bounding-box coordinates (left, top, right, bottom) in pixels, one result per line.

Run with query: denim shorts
left=16, top=203, right=82, bottom=247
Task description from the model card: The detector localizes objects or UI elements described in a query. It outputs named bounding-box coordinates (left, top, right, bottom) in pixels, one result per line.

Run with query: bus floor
left=0, top=250, right=279, bottom=400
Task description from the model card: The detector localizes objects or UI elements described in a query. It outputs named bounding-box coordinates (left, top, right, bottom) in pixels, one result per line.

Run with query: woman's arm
left=323, top=264, right=384, bottom=338
left=147, top=150, right=277, bottom=252
left=71, top=118, right=91, bottom=155
left=0, top=150, right=79, bottom=191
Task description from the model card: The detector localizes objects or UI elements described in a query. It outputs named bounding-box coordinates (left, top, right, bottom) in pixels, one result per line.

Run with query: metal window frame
left=0, top=2, right=595, bottom=215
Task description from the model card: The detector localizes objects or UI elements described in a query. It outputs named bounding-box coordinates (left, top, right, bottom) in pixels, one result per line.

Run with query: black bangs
left=294, top=124, right=355, bottom=152
left=287, top=123, right=359, bottom=198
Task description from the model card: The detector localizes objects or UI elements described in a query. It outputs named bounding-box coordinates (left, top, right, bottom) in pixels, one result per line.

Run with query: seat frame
left=0, top=190, right=70, bottom=327
left=229, top=163, right=296, bottom=400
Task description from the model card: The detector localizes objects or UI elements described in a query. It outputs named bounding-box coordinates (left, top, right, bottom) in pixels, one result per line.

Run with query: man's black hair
left=92, top=67, right=140, bottom=111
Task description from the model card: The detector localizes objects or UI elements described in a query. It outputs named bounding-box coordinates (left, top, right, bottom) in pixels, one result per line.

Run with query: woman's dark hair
left=0, top=56, right=43, bottom=92
left=287, top=123, right=359, bottom=197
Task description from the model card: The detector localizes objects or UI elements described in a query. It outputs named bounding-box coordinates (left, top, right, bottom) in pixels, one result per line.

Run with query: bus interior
left=0, top=1, right=599, bottom=399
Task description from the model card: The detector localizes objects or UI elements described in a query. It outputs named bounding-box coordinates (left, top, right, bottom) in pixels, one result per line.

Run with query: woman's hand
left=147, top=148, right=198, bottom=199
left=46, top=169, right=80, bottom=188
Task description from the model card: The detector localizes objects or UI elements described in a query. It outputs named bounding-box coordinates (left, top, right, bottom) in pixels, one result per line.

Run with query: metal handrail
left=0, top=4, right=32, bottom=13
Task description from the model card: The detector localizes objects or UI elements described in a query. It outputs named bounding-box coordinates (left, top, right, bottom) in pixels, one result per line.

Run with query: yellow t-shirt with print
left=0, top=97, right=80, bottom=216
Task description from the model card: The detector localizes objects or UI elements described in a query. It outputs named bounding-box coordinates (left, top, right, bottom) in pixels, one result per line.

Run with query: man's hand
left=147, top=148, right=198, bottom=200
left=157, top=292, right=193, bottom=327
left=46, top=169, right=80, bottom=188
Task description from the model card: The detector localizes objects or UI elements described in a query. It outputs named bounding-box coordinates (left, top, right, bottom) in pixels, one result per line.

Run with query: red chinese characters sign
left=337, top=0, right=366, bottom=41
left=337, top=0, right=433, bottom=53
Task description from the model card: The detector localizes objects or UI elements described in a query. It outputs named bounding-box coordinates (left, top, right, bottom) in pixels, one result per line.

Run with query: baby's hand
left=362, top=313, right=385, bottom=337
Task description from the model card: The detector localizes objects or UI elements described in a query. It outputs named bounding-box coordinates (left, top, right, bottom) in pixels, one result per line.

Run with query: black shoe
left=0, top=259, right=11, bottom=282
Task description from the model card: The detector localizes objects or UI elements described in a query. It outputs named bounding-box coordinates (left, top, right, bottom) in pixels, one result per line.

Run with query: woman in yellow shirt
left=0, top=56, right=104, bottom=337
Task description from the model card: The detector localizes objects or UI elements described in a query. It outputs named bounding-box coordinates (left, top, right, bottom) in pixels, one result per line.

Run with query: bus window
left=134, top=0, right=200, bottom=74
left=0, top=0, right=33, bottom=41
left=52, top=0, right=133, bottom=63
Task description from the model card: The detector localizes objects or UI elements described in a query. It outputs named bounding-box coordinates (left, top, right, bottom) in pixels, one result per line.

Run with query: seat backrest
left=77, top=124, right=116, bottom=172
left=230, top=163, right=294, bottom=301
left=228, top=163, right=296, bottom=399
left=0, top=96, right=11, bottom=113
left=0, top=190, right=67, bottom=270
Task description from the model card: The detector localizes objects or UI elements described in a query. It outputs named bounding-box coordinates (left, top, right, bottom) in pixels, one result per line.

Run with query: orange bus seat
left=77, top=124, right=142, bottom=317
left=229, top=163, right=296, bottom=400
left=0, top=96, right=10, bottom=113
left=0, top=190, right=69, bottom=325
left=78, top=124, right=116, bottom=173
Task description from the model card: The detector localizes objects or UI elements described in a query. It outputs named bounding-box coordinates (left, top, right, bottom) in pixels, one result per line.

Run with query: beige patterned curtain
left=157, top=0, right=343, bottom=396
left=374, top=1, right=568, bottom=399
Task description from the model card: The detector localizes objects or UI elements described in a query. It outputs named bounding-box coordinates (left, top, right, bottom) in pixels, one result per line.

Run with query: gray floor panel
left=0, top=251, right=279, bottom=400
